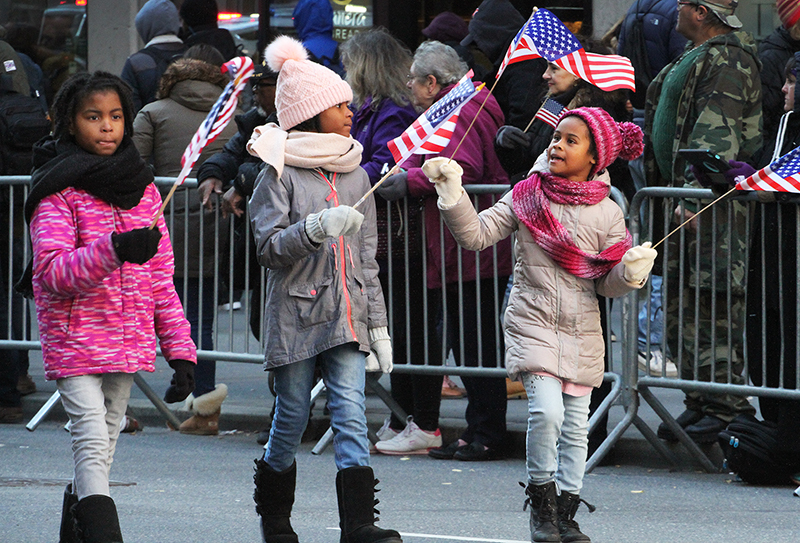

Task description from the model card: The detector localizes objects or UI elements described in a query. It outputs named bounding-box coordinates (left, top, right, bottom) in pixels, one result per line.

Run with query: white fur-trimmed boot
left=179, top=384, right=228, bottom=435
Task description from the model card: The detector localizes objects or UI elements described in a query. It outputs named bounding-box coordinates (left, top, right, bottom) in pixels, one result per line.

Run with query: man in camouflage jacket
left=643, top=0, right=758, bottom=443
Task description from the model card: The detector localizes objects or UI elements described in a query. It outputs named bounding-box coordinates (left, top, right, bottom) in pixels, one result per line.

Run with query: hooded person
left=179, top=0, right=238, bottom=61
left=121, top=0, right=187, bottom=112
left=460, top=0, right=547, bottom=128
left=421, top=11, right=477, bottom=76
left=292, top=0, right=345, bottom=76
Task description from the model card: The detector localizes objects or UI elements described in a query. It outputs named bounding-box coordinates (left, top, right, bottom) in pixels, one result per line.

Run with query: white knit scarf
left=247, top=122, right=363, bottom=178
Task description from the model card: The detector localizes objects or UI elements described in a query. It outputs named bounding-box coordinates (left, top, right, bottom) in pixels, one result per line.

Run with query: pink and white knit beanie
left=265, top=35, right=353, bottom=130
left=558, top=107, right=644, bottom=175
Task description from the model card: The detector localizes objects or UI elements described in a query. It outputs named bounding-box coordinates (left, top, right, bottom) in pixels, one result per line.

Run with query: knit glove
left=305, top=206, right=364, bottom=244
left=622, top=242, right=658, bottom=285
left=111, top=227, right=162, bottom=265
left=422, top=157, right=465, bottom=207
left=163, top=359, right=195, bottom=403
left=364, top=326, right=393, bottom=373
left=375, top=172, right=408, bottom=202
left=495, top=125, right=531, bottom=150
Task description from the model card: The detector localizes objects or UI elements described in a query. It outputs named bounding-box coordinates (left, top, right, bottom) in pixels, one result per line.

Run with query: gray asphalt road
left=2, top=419, right=799, bottom=543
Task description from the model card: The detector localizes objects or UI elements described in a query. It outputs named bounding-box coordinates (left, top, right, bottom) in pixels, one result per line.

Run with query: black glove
left=375, top=171, right=409, bottom=201
left=112, top=227, right=162, bottom=265
left=163, top=359, right=195, bottom=403
left=495, top=125, right=532, bottom=150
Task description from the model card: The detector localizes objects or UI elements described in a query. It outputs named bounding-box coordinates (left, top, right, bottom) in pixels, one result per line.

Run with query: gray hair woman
left=406, top=40, right=468, bottom=110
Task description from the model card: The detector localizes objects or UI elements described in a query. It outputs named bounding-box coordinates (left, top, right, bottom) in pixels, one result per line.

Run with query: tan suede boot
left=179, top=384, right=227, bottom=436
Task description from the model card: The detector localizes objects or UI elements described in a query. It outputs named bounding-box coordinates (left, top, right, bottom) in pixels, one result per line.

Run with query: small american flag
left=387, top=70, right=479, bottom=165
left=736, top=145, right=800, bottom=193
left=178, top=56, right=254, bottom=183
left=496, top=8, right=635, bottom=92
left=534, top=98, right=567, bottom=128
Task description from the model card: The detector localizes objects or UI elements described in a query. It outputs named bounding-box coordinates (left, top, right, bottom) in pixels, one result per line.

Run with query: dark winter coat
left=756, top=26, right=800, bottom=166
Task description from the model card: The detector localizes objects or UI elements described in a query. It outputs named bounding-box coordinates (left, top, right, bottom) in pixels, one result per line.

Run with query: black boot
left=253, top=459, right=299, bottom=543
left=556, top=492, right=595, bottom=543
left=59, top=484, right=79, bottom=543
left=336, top=466, right=402, bottom=543
left=74, top=495, right=123, bottom=543
left=522, top=482, right=561, bottom=542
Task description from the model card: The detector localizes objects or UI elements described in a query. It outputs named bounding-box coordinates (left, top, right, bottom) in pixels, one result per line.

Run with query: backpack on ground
left=718, top=414, right=794, bottom=485
left=0, top=90, right=50, bottom=175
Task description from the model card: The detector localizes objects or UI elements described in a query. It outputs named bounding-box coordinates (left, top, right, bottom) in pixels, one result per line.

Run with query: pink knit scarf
left=512, top=172, right=632, bottom=279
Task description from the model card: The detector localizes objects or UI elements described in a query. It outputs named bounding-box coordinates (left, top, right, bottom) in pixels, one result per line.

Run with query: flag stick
left=353, top=164, right=401, bottom=210
left=523, top=96, right=552, bottom=133
left=149, top=163, right=193, bottom=229
left=651, top=186, right=737, bottom=250
left=447, top=80, right=496, bottom=162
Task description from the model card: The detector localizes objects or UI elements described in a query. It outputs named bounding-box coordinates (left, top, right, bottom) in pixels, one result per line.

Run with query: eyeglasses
left=406, top=73, right=419, bottom=83
left=677, top=0, right=700, bottom=7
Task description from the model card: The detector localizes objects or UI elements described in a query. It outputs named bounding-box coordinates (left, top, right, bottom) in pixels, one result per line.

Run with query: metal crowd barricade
left=3, top=175, right=631, bottom=458
left=619, top=186, right=800, bottom=472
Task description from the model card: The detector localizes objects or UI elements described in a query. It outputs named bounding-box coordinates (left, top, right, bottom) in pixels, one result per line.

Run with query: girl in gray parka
left=246, top=36, right=402, bottom=543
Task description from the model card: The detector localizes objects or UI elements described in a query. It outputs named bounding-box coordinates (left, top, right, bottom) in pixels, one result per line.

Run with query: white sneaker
left=369, top=417, right=398, bottom=453
left=219, top=301, right=242, bottom=311
left=375, top=417, right=442, bottom=455
left=638, top=349, right=678, bottom=378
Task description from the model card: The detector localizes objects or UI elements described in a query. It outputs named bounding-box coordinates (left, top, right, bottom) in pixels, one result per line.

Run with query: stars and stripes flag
left=736, top=145, right=800, bottom=193
left=496, top=8, right=635, bottom=92
left=387, top=70, right=480, bottom=165
left=177, top=56, right=254, bottom=182
left=534, top=98, right=567, bottom=128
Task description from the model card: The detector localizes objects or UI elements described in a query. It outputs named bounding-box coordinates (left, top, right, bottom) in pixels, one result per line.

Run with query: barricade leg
left=25, top=389, right=61, bottom=431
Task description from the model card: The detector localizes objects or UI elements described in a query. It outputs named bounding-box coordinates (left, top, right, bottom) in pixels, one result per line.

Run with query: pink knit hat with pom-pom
left=557, top=107, right=644, bottom=176
left=265, top=35, right=353, bottom=130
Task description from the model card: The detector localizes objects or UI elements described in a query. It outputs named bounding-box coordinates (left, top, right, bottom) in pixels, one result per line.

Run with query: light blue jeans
left=57, top=373, right=134, bottom=499
left=264, top=343, right=370, bottom=472
left=638, top=274, right=664, bottom=351
left=522, top=373, right=591, bottom=494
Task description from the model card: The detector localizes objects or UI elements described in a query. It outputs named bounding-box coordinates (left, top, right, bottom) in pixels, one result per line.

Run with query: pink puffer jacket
left=30, top=184, right=196, bottom=380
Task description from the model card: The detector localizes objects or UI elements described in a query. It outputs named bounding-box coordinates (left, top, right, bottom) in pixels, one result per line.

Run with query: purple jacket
left=30, top=184, right=196, bottom=380
left=351, top=96, right=418, bottom=184
left=403, top=83, right=513, bottom=288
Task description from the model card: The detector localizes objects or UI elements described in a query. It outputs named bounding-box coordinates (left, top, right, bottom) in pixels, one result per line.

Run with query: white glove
left=622, top=242, right=657, bottom=285
left=422, top=157, right=465, bottom=207
left=305, top=206, right=364, bottom=243
left=365, top=327, right=393, bottom=373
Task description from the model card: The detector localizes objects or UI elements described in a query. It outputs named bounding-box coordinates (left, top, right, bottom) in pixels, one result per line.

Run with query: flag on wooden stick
left=387, top=70, right=480, bottom=165
left=496, top=8, right=635, bottom=92
left=736, top=145, right=800, bottom=193
left=534, top=98, right=567, bottom=128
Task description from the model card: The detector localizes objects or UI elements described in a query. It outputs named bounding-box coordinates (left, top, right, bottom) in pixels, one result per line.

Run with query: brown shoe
left=179, top=410, right=220, bottom=435
left=0, top=406, right=24, bottom=423
left=178, top=384, right=227, bottom=436
left=441, top=376, right=466, bottom=399
left=120, top=415, right=143, bottom=434
left=506, top=378, right=526, bottom=399
left=17, top=374, right=36, bottom=396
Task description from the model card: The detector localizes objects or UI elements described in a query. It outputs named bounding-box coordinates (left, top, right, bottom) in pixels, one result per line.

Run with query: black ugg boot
left=74, top=495, right=123, bottom=543
left=523, top=481, right=561, bottom=542
left=59, top=484, right=79, bottom=543
left=336, top=466, right=402, bottom=543
left=556, top=492, right=595, bottom=543
left=253, top=458, right=299, bottom=543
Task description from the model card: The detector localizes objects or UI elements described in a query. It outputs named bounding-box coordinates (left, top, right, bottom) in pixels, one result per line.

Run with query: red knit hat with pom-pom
left=557, top=107, right=644, bottom=176
left=265, top=35, right=353, bottom=130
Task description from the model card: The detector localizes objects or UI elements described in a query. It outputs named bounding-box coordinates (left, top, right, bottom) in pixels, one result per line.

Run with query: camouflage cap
left=695, top=0, right=742, bottom=29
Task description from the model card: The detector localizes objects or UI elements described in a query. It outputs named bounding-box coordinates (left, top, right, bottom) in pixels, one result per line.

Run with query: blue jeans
left=638, top=274, right=664, bottom=351
left=264, top=343, right=370, bottom=472
left=522, top=373, right=591, bottom=494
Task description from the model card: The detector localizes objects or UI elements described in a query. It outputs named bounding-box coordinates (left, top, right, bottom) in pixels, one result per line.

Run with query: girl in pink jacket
left=424, top=108, right=657, bottom=543
left=22, top=71, right=196, bottom=543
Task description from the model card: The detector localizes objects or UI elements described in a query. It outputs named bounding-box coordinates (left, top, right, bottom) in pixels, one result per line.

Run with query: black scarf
left=16, top=135, right=154, bottom=297
left=24, top=135, right=153, bottom=223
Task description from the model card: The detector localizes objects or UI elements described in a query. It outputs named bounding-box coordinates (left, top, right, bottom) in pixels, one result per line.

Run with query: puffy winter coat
left=439, top=182, right=638, bottom=387
left=30, top=184, right=196, bottom=380
left=133, top=58, right=241, bottom=278
left=403, top=82, right=513, bottom=288
left=249, top=164, right=387, bottom=368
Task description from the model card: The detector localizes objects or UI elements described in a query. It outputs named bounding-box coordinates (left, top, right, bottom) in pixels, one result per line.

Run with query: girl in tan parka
left=423, top=107, right=656, bottom=543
